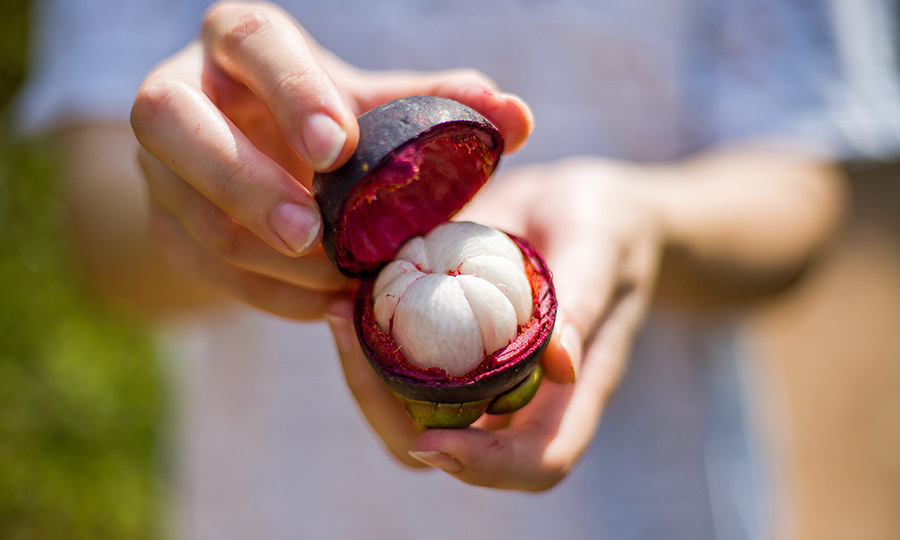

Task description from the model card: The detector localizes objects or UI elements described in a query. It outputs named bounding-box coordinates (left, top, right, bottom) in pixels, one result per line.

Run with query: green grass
left=0, top=2, right=169, bottom=538
left=0, top=132, right=169, bottom=540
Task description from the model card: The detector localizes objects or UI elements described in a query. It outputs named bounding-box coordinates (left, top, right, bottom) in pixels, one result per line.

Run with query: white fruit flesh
left=372, top=221, right=534, bottom=377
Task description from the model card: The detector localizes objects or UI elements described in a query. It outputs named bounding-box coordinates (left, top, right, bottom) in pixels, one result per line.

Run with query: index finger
left=348, top=69, right=534, bottom=155
left=202, top=1, right=358, bottom=171
left=132, top=43, right=324, bottom=256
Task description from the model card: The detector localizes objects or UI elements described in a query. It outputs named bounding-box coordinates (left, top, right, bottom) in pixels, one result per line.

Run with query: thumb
left=352, top=71, right=533, bottom=155
left=540, top=233, right=619, bottom=377
left=540, top=311, right=584, bottom=384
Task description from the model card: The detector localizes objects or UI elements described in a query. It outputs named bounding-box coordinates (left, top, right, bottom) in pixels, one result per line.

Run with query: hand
left=131, top=0, right=533, bottom=319
left=327, top=157, right=665, bottom=490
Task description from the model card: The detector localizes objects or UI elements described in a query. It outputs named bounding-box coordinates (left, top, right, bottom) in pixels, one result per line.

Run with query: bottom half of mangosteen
left=352, top=229, right=557, bottom=428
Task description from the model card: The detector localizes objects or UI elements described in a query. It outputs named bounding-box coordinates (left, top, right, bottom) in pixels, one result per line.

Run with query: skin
left=66, top=1, right=846, bottom=491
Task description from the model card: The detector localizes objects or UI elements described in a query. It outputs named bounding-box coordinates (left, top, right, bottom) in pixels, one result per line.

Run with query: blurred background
left=0, top=1, right=169, bottom=538
left=0, top=1, right=898, bottom=539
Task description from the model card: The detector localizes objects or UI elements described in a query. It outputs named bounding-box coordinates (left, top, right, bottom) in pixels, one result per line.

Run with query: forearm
left=57, top=121, right=222, bottom=317
left=638, top=145, right=848, bottom=308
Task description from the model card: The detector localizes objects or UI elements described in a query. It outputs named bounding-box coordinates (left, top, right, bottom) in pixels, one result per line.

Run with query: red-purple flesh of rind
left=354, top=233, right=557, bottom=405
left=312, top=95, right=504, bottom=277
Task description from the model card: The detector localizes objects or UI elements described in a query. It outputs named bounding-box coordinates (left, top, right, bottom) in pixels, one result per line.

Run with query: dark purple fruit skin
left=310, top=96, right=555, bottom=418
left=353, top=233, right=557, bottom=405
left=312, top=96, right=504, bottom=277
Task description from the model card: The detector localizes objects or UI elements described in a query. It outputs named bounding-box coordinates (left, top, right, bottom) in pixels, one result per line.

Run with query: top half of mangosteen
left=311, top=95, right=504, bottom=278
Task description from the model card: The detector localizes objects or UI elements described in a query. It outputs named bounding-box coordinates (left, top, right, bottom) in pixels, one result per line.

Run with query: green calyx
left=486, top=364, right=543, bottom=415
left=401, top=365, right=544, bottom=428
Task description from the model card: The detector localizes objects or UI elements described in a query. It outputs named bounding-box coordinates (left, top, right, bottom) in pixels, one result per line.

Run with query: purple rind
left=312, top=95, right=504, bottom=277
left=353, top=233, right=557, bottom=405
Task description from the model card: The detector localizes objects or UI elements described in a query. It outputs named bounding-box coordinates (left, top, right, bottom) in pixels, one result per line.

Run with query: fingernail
left=303, top=113, right=347, bottom=170
left=561, top=323, right=583, bottom=381
left=408, top=450, right=462, bottom=473
left=501, top=92, right=534, bottom=125
left=272, top=201, right=320, bottom=253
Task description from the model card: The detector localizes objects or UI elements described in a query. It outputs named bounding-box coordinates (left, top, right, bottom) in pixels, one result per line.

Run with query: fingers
left=140, top=148, right=350, bottom=293
left=544, top=283, right=648, bottom=463
left=202, top=1, right=358, bottom=171
left=149, top=206, right=340, bottom=320
left=540, top=316, right=583, bottom=384
left=410, top=381, right=580, bottom=491
left=132, top=43, right=325, bottom=257
left=531, top=225, right=618, bottom=388
left=402, top=163, right=666, bottom=491
left=135, top=0, right=534, bottom=268
left=459, top=169, right=583, bottom=385
left=347, top=68, right=533, bottom=154
left=408, top=284, right=643, bottom=491
left=134, top=0, right=365, bottom=261
left=325, top=301, right=427, bottom=469
left=544, top=217, right=621, bottom=337
left=434, top=83, right=532, bottom=155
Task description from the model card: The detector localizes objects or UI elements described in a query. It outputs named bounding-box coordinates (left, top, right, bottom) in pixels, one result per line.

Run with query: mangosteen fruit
left=312, top=96, right=557, bottom=428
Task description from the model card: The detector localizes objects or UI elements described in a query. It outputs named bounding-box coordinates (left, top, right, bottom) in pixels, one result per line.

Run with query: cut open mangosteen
left=312, top=96, right=557, bottom=428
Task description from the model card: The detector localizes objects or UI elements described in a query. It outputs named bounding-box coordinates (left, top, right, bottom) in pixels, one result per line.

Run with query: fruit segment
left=372, top=221, right=533, bottom=376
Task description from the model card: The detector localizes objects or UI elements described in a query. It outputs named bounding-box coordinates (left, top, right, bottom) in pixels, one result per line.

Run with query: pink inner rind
left=354, top=233, right=557, bottom=403
left=334, top=127, right=498, bottom=275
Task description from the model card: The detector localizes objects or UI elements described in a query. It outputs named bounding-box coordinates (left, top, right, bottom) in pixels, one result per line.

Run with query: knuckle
left=131, top=78, right=183, bottom=140
left=206, top=2, right=279, bottom=55
left=224, top=12, right=273, bottom=51
left=270, top=64, right=315, bottom=105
